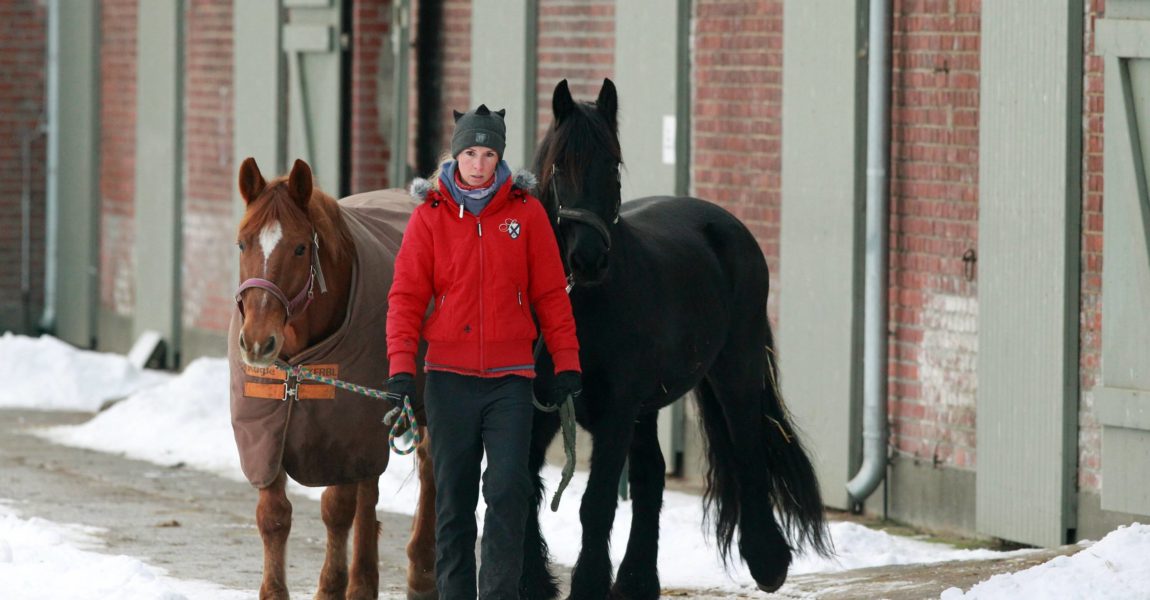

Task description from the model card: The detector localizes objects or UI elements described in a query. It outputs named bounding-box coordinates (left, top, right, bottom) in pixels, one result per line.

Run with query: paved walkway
left=0, top=409, right=419, bottom=598
left=1, top=409, right=1082, bottom=599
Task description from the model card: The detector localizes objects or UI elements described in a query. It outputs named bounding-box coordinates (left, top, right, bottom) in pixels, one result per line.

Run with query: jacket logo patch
left=499, top=218, right=521, bottom=239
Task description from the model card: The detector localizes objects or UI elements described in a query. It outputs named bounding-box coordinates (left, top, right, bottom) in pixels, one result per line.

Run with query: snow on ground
left=2, top=334, right=1149, bottom=599
left=0, top=332, right=171, bottom=411
left=0, top=501, right=247, bottom=600
left=940, top=524, right=1150, bottom=600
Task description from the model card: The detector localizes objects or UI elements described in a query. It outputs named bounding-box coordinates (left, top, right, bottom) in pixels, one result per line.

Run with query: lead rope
left=533, top=393, right=577, bottom=512
left=529, top=278, right=580, bottom=512
left=272, top=360, right=422, bottom=455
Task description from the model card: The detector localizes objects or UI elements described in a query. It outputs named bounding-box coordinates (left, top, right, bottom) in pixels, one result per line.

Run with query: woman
left=385, top=104, right=582, bottom=599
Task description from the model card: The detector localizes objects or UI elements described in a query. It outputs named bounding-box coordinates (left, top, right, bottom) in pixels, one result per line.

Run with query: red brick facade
left=6, top=0, right=1117, bottom=504
left=181, top=1, right=396, bottom=334
left=0, top=1, right=46, bottom=333
left=886, top=0, right=982, bottom=471
left=100, top=0, right=138, bottom=318
left=691, top=0, right=783, bottom=320
left=1078, top=0, right=1106, bottom=493
left=440, top=0, right=472, bottom=157
left=407, top=0, right=472, bottom=175
left=181, top=0, right=235, bottom=334
left=351, top=1, right=393, bottom=192
left=536, top=0, right=615, bottom=140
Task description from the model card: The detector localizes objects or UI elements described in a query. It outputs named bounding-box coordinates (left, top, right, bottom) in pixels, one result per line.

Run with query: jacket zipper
left=477, top=215, right=485, bottom=372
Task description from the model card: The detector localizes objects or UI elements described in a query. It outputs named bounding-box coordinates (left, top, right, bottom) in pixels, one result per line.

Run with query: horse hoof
left=756, top=571, right=788, bottom=594
left=407, top=587, right=438, bottom=600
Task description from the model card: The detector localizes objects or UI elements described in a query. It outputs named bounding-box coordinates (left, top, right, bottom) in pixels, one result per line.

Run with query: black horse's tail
left=760, top=326, right=833, bottom=557
left=697, top=327, right=833, bottom=565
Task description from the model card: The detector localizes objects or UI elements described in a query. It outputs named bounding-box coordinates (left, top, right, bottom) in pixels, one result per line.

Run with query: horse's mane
left=534, top=101, right=623, bottom=218
left=238, top=177, right=354, bottom=265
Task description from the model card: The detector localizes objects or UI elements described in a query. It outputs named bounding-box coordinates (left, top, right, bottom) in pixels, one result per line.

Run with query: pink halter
left=235, top=231, right=328, bottom=321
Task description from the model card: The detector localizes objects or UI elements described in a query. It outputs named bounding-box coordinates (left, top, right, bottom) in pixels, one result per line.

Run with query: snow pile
left=942, top=523, right=1150, bottom=599
left=41, top=357, right=238, bottom=475
left=0, top=333, right=170, bottom=411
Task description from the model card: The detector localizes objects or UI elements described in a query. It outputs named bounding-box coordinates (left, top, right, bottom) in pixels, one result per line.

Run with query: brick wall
left=179, top=1, right=394, bottom=337
left=887, top=0, right=981, bottom=470
left=440, top=0, right=471, bottom=157
left=0, top=0, right=46, bottom=333
left=1078, top=0, right=1105, bottom=494
left=536, top=0, right=615, bottom=142
left=100, top=0, right=137, bottom=318
left=351, top=1, right=393, bottom=192
left=407, top=0, right=471, bottom=178
left=691, top=0, right=782, bottom=320
left=181, top=0, right=233, bottom=334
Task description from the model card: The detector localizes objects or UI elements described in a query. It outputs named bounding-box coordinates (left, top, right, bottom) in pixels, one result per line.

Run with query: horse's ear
left=287, top=159, right=313, bottom=210
left=238, top=157, right=266, bottom=205
left=596, top=78, right=618, bottom=131
left=552, top=79, right=575, bottom=123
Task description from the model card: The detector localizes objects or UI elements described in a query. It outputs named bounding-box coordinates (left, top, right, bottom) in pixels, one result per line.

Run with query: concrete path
left=0, top=409, right=417, bottom=598
left=1, top=408, right=1081, bottom=599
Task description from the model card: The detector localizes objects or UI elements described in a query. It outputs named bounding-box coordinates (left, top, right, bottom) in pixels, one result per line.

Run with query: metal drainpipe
left=846, top=0, right=892, bottom=508
left=38, top=0, right=60, bottom=334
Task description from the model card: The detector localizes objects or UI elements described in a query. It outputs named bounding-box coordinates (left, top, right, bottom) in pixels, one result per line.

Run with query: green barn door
left=1093, top=13, right=1150, bottom=518
left=284, top=0, right=348, bottom=197
left=614, top=0, right=692, bottom=475
left=976, top=0, right=1082, bottom=548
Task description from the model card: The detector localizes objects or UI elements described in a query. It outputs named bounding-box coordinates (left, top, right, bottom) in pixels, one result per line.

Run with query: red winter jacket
left=386, top=171, right=580, bottom=379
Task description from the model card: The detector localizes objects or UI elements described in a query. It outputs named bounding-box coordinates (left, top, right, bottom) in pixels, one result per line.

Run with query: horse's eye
left=295, top=244, right=306, bottom=256
left=237, top=241, right=245, bottom=251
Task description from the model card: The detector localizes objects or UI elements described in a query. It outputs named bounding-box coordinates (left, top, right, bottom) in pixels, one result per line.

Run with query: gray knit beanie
left=451, top=104, right=507, bottom=159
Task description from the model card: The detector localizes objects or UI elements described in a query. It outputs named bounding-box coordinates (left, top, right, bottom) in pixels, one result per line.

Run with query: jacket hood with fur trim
left=409, top=169, right=537, bottom=203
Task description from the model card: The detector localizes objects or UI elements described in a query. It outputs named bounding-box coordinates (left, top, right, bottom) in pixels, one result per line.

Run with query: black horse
left=521, top=79, right=832, bottom=600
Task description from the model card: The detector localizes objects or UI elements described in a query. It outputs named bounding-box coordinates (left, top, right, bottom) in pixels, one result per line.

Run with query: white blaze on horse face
left=258, top=221, right=283, bottom=276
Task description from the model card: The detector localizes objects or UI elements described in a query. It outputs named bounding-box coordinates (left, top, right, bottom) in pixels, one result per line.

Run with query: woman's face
left=457, top=146, right=499, bottom=185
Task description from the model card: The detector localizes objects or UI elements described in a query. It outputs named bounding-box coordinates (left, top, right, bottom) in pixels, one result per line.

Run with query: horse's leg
left=568, top=416, right=634, bottom=600
left=518, top=403, right=562, bottom=600
left=611, top=411, right=664, bottom=600
left=316, top=483, right=357, bottom=599
left=407, top=431, right=438, bottom=600
left=257, top=471, right=293, bottom=600
left=346, top=476, right=381, bottom=600
left=700, top=365, right=792, bottom=592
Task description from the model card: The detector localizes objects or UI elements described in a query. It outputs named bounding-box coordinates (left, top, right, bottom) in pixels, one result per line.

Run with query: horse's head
left=234, top=157, right=329, bottom=367
left=534, top=78, right=623, bottom=286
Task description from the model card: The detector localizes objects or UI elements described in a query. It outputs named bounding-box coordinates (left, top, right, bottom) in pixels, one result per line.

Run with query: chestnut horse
left=230, top=157, right=436, bottom=600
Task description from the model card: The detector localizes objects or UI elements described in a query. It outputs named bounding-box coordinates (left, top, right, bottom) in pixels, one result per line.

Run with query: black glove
left=548, top=370, right=582, bottom=408
left=385, top=373, right=419, bottom=411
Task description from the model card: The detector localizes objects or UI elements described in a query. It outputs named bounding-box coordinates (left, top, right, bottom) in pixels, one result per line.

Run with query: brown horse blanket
left=229, top=189, right=417, bottom=489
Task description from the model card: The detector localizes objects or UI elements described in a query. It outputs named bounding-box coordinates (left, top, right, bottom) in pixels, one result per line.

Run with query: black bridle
left=550, top=164, right=620, bottom=252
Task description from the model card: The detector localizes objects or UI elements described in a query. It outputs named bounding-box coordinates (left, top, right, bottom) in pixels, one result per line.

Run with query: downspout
left=38, top=0, right=60, bottom=334
left=846, top=0, right=891, bottom=507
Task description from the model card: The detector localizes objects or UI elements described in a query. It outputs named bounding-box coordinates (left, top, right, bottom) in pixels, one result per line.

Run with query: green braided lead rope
left=272, top=360, right=422, bottom=455
left=381, top=399, right=421, bottom=456
left=533, top=393, right=577, bottom=511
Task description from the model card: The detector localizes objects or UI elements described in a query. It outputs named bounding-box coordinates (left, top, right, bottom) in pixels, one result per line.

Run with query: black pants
left=424, top=371, right=534, bottom=600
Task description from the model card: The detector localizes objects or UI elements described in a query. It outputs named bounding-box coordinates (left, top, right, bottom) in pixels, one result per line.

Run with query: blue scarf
left=440, top=160, right=511, bottom=216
